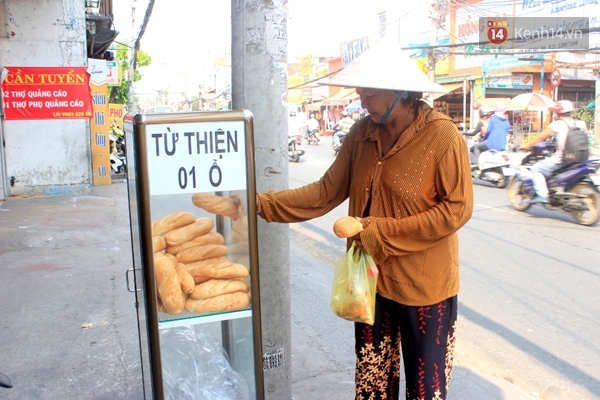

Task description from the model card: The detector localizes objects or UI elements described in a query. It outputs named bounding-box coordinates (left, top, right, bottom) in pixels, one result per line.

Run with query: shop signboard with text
left=0, top=67, right=93, bottom=120
left=485, top=74, right=533, bottom=89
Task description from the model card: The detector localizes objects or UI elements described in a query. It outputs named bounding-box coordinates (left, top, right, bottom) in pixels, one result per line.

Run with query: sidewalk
left=0, top=180, right=534, bottom=399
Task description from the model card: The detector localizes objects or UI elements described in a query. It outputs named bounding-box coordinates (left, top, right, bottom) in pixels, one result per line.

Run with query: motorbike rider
left=465, top=106, right=493, bottom=163
left=332, top=110, right=355, bottom=149
left=305, top=113, right=320, bottom=140
left=471, top=104, right=509, bottom=166
left=522, top=100, right=587, bottom=203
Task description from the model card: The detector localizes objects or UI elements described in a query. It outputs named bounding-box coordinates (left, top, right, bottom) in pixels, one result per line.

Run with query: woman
left=257, top=43, right=473, bottom=400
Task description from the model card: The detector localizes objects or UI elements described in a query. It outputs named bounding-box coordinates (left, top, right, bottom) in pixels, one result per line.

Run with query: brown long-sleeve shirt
left=258, top=103, right=473, bottom=306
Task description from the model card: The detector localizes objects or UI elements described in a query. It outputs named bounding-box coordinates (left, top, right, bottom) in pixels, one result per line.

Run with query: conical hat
left=320, top=41, right=448, bottom=94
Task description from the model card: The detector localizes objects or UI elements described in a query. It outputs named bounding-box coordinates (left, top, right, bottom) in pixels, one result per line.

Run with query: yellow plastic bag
left=330, top=241, right=379, bottom=325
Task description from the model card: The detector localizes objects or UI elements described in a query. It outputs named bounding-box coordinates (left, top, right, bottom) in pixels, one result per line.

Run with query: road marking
left=474, top=203, right=519, bottom=215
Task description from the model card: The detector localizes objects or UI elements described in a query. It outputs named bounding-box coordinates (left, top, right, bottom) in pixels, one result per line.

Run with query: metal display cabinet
left=124, top=110, right=264, bottom=400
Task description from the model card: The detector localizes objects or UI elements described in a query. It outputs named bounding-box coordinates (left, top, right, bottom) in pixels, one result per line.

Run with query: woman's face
left=356, top=88, right=408, bottom=124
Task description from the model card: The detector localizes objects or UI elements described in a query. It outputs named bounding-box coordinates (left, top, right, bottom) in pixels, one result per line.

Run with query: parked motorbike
left=0, top=370, right=12, bottom=389
left=507, top=141, right=600, bottom=226
left=288, top=133, right=305, bottom=163
left=109, top=132, right=127, bottom=175
left=305, top=128, right=320, bottom=145
left=471, top=149, right=515, bottom=188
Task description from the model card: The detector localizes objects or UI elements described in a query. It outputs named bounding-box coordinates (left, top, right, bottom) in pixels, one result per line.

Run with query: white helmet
left=341, top=110, right=348, bottom=116
left=550, top=100, right=574, bottom=114
left=319, top=40, right=447, bottom=94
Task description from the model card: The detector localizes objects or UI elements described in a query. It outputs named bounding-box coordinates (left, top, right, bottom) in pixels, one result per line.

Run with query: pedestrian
left=471, top=104, right=510, bottom=165
left=256, top=43, right=473, bottom=400
left=522, top=100, right=587, bottom=203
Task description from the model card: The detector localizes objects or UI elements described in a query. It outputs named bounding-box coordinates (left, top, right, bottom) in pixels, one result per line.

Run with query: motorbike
left=305, top=128, right=320, bottom=145
left=507, top=141, right=600, bottom=226
left=288, top=133, right=305, bottom=163
left=109, top=132, right=127, bottom=175
left=471, top=149, right=516, bottom=188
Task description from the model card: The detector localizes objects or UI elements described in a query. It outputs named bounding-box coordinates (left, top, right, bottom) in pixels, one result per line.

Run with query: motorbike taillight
left=502, top=154, right=509, bottom=162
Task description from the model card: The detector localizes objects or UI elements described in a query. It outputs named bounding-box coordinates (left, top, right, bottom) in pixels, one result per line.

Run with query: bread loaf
left=166, top=231, right=225, bottom=255
left=154, top=256, right=185, bottom=314
left=185, top=291, right=251, bottom=313
left=189, top=261, right=249, bottom=282
left=190, top=278, right=250, bottom=300
left=192, top=193, right=242, bottom=220
left=152, top=211, right=196, bottom=236
left=165, top=217, right=214, bottom=246
left=176, top=244, right=228, bottom=264
left=175, top=263, right=195, bottom=294
left=153, top=236, right=166, bottom=253
left=333, top=216, right=364, bottom=238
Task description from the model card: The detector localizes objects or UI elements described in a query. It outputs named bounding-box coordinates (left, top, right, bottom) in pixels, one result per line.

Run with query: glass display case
left=124, top=110, right=264, bottom=400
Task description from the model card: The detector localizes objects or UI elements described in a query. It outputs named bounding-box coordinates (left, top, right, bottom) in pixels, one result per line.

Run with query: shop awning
left=323, top=88, right=357, bottom=105
left=434, top=83, right=463, bottom=99
left=304, top=101, right=323, bottom=111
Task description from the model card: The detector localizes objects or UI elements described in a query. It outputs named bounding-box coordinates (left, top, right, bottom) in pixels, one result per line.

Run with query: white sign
left=145, top=121, right=247, bottom=196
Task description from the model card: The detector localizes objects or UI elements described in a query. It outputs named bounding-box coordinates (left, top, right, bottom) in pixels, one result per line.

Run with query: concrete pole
left=595, top=74, right=600, bottom=148
left=231, top=1, right=292, bottom=399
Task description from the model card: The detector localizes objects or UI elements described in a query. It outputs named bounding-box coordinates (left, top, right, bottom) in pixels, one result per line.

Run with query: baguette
left=165, top=217, right=214, bottom=246
left=166, top=231, right=225, bottom=255
left=190, top=278, right=250, bottom=300
left=152, top=212, right=196, bottom=236
left=185, top=291, right=251, bottom=313
left=192, top=193, right=242, bottom=220
left=153, top=236, right=166, bottom=253
left=176, top=244, right=229, bottom=264
left=175, top=263, right=195, bottom=294
left=333, top=216, right=364, bottom=238
left=189, top=261, right=249, bottom=282
left=154, top=256, right=185, bottom=314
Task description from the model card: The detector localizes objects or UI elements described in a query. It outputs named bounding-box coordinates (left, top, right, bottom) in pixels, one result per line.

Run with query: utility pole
left=427, top=0, right=448, bottom=82
left=231, top=1, right=292, bottom=399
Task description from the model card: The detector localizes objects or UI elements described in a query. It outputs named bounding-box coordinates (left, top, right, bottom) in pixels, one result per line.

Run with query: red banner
left=1, top=67, right=93, bottom=120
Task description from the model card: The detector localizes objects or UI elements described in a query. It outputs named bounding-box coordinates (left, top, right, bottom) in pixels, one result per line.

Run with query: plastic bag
left=161, top=325, right=250, bottom=400
left=330, top=241, right=378, bottom=325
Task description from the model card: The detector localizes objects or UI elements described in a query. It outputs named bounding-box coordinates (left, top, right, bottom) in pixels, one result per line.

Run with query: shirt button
left=377, top=161, right=382, bottom=165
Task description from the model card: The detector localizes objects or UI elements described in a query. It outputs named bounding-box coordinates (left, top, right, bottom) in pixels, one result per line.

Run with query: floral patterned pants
left=354, top=294, right=458, bottom=400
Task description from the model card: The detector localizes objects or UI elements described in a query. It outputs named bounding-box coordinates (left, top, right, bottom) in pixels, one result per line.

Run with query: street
left=288, top=135, right=600, bottom=400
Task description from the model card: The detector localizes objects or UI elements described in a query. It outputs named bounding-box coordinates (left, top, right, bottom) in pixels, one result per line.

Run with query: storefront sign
left=145, top=121, right=247, bottom=196
left=486, top=73, right=534, bottom=89
left=0, top=67, right=93, bottom=120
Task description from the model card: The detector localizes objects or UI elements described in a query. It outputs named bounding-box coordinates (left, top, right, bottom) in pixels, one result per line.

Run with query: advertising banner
left=485, top=73, right=534, bottom=89
left=0, top=67, right=93, bottom=120
left=88, top=59, right=111, bottom=186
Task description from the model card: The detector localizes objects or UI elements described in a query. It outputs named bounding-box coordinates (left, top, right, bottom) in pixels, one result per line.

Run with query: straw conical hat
left=321, top=41, right=448, bottom=94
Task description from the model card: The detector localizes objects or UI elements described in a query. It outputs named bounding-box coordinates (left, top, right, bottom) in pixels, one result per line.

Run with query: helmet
left=479, top=106, right=492, bottom=118
left=319, top=40, right=447, bottom=94
left=310, top=114, right=315, bottom=119
left=550, top=100, right=574, bottom=114
left=341, top=110, right=349, bottom=116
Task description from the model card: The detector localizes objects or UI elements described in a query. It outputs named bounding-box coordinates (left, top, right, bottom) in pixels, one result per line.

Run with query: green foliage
left=109, top=44, right=152, bottom=105
left=572, top=108, right=594, bottom=130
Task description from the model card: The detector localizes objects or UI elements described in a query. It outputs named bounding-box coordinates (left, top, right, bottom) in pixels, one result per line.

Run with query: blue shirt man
left=471, top=104, right=509, bottom=164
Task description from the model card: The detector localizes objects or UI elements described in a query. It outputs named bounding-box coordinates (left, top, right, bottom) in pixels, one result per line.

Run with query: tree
left=128, top=0, right=156, bottom=111
left=109, top=44, right=152, bottom=105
